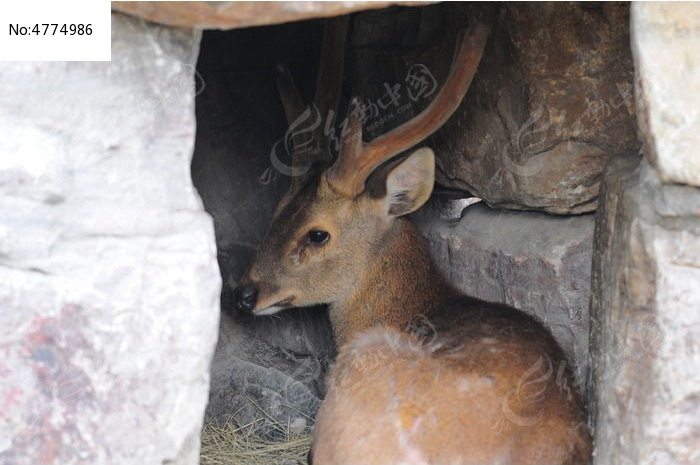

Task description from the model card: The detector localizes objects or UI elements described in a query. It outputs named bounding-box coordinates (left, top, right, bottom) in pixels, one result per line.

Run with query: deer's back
left=312, top=297, right=591, bottom=465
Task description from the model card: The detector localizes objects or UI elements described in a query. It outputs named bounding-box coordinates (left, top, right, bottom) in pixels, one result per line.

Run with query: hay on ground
left=200, top=414, right=313, bottom=465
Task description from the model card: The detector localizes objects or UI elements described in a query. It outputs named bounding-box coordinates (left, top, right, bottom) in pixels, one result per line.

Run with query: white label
left=0, top=0, right=110, bottom=61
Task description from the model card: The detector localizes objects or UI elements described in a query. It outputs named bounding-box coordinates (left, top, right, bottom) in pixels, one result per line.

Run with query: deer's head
left=234, top=20, right=487, bottom=316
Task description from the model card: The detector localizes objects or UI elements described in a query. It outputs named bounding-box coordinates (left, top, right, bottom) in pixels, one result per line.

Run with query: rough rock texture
left=0, top=14, right=219, bottom=465
left=631, top=3, right=700, bottom=187
left=413, top=199, right=594, bottom=387
left=589, top=156, right=700, bottom=465
left=431, top=2, right=639, bottom=214
left=206, top=312, right=334, bottom=439
left=342, top=3, right=638, bottom=214
left=112, top=1, right=433, bottom=30
left=588, top=5, right=700, bottom=463
left=191, top=24, right=335, bottom=433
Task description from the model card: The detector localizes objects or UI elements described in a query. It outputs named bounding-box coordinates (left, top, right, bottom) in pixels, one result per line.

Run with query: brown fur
left=311, top=220, right=591, bottom=464
left=240, top=167, right=591, bottom=464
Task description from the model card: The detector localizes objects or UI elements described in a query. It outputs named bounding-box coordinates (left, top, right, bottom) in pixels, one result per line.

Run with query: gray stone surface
left=413, top=199, right=594, bottom=387
left=0, top=14, right=219, bottom=465
left=631, top=3, right=700, bottom=187
left=205, top=310, right=334, bottom=438
left=589, top=155, right=700, bottom=465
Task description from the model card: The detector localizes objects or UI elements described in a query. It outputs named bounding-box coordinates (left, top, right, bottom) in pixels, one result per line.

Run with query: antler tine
left=275, top=64, right=307, bottom=126
left=326, top=21, right=490, bottom=198
left=274, top=16, right=349, bottom=179
left=275, top=63, right=318, bottom=177
left=313, top=15, right=349, bottom=156
left=338, top=95, right=364, bottom=168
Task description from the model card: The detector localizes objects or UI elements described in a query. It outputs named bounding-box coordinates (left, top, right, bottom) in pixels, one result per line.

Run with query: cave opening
left=191, top=2, right=638, bottom=463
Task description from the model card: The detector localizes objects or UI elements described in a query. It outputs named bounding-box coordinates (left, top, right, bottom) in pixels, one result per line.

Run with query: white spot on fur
left=348, top=328, right=427, bottom=358
left=396, top=415, right=429, bottom=465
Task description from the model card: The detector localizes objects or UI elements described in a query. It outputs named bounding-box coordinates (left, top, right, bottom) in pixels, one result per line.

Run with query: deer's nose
left=234, top=283, right=258, bottom=312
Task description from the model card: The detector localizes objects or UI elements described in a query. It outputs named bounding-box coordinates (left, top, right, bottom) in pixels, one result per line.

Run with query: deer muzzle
left=233, top=282, right=258, bottom=312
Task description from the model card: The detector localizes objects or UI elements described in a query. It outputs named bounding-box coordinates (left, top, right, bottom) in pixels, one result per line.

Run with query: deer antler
left=275, top=64, right=307, bottom=129
left=275, top=16, right=349, bottom=180
left=313, top=15, right=349, bottom=156
left=325, top=21, right=489, bottom=198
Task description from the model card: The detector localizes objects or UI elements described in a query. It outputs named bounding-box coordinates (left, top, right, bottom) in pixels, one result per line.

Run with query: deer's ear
left=383, top=147, right=435, bottom=217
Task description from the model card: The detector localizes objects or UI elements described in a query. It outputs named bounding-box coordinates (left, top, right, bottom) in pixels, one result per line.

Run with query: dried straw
left=200, top=401, right=313, bottom=465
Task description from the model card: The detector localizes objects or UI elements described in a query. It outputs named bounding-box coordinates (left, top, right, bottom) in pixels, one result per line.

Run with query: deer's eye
left=307, top=230, right=330, bottom=245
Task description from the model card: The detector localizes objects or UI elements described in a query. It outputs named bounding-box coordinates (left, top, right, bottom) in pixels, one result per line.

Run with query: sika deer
left=234, top=17, right=592, bottom=465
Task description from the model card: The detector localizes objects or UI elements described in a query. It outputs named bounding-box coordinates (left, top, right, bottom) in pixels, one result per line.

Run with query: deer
left=233, top=16, right=592, bottom=465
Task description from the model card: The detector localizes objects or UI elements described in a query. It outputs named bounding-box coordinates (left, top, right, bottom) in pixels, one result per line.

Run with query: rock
left=412, top=199, right=594, bottom=386
left=0, top=14, right=219, bottom=465
left=112, top=1, right=434, bottom=30
left=631, top=3, right=700, bottom=187
left=431, top=3, right=639, bottom=214
left=341, top=3, right=638, bottom=214
left=589, top=155, right=700, bottom=465
left=191, top=23, right=336, bottom=430
left=588, top=7, right=700, bottom=462
left=205, top=310, right=335, bottom=438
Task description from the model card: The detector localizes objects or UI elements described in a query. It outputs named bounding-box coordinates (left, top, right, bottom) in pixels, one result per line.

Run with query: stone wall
left=590, top=156, right=700, bottom=465
left=589, top=4, right=700, bottom=465
left=0, top=15, right=219, bottom=465
left=631, top=3, right=700, bottom=187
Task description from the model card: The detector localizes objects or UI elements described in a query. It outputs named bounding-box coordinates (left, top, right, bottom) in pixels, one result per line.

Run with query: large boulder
left=413, top=199, right=594, bottom=387
left=432, top=2, right=639, bottom=214
left=112, top=1, right=433, bottom=29
left=589, top=156, right=700, bottom=465
left=631, top=3, right=700, bottom=187
left=344, top=3, right=638, bottom=214
left=0, top=14, right=219, bottom=465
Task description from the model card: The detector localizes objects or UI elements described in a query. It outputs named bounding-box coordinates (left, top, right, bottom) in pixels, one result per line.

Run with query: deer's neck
left=328, top=218, right=454, bottom=348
